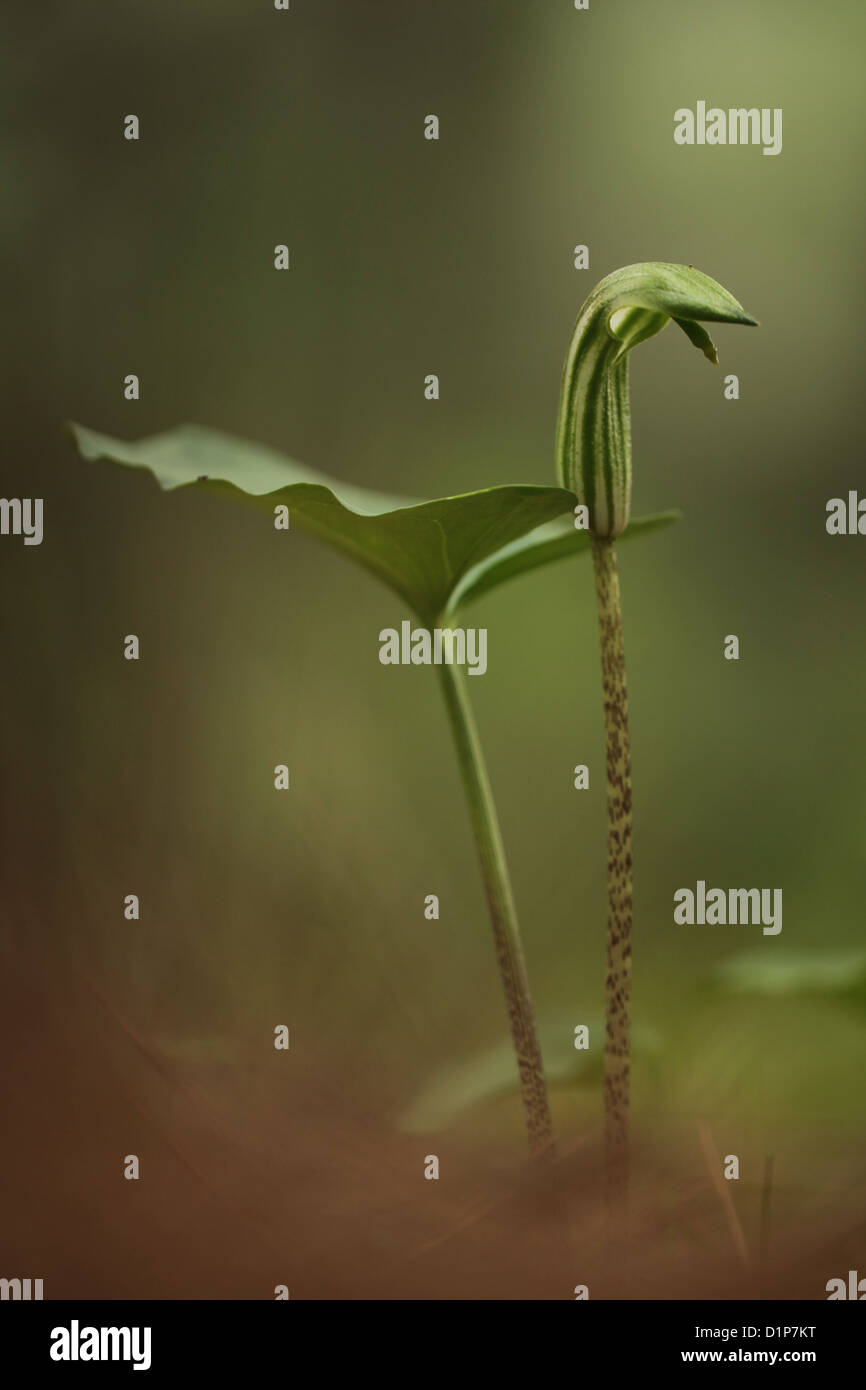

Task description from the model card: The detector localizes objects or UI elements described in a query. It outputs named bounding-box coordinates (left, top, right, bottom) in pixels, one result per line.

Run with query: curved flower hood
left=555, top=262, right=758, bottom=538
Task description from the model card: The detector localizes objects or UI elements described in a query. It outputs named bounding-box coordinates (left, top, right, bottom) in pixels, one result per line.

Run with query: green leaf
left=714, top=949, right=866, bottom=1004
left=448, top=508, right=681, bottom=614
left=397, top=1015, right=663, bottom=1133
left=70, top=422, right=576, bottom=623
left=69, top=422, right=678, bottom=620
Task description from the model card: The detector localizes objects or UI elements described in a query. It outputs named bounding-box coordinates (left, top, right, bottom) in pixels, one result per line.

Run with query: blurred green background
left=2, top=0, right=865, bottom=1293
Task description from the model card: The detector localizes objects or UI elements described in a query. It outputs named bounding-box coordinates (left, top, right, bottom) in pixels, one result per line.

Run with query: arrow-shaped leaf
left=71, top=422, right=577, bottom=622
left=70, top=422, right=678, bottom=619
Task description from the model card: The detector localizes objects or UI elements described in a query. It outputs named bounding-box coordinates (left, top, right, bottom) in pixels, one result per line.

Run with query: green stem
left=437, top=658, right=554, bottom=1157
left=590, top=534, right=633, bottom=1208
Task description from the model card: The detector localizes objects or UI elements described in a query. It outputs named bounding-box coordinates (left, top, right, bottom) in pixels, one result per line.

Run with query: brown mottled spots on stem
left=591, top=533, right=633, bottom=1213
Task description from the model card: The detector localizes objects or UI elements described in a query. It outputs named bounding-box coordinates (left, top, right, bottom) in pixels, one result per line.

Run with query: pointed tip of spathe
left=709, top=303, right=760, bottom=329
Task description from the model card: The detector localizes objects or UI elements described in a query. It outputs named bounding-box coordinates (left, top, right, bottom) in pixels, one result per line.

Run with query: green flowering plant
left=554, top=262, right=757, bottom=1204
